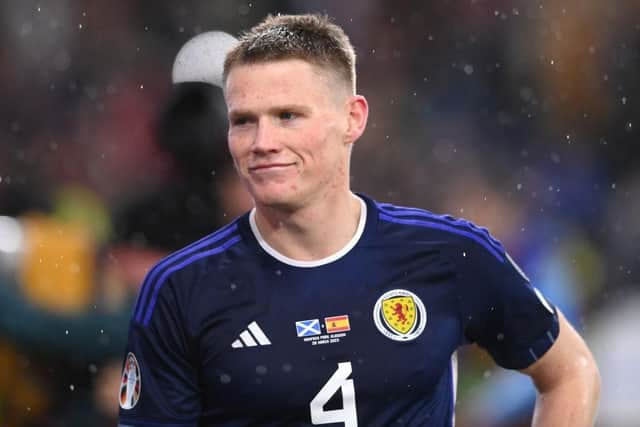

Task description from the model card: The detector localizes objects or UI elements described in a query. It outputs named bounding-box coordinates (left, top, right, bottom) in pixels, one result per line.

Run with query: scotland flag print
left=296, top=319, right=321, bottom=337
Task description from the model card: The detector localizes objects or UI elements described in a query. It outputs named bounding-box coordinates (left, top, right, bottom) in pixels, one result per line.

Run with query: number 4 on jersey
left=310, top=362, right=358, bottom=427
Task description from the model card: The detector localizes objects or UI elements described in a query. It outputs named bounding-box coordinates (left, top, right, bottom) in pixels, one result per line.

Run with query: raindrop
left=84, top=86, right=98, bottom=100
left=65, top=330, right=69, bottom=335
left=483, top=370, right=492, bottom=379
left=88, top=364, right=98, bottom=374
left=20, top=22, right=33, bottom=36
left=220, top=374, right=231, bottom=384
left=496, top=333, right=504, bottom=341
left=282, top=363, right=292, bottom=373
left=625, top=122, right=632, bottom=132
left=255, top=365, right=268, bottom=375
left=516, top=183, right=523, bottom=191
left=463, top=64, right=474, bottom=75
left=519, top=87, right=533, bottom=101
left=78, top=23, right=83, bottom=30
left=621, top=97, right=627, bottom=105
left=69, top=384, right=75, bottom=391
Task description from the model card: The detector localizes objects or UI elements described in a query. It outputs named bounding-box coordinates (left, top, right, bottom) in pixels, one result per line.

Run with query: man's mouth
left=249, top=163, right=295, bottom=172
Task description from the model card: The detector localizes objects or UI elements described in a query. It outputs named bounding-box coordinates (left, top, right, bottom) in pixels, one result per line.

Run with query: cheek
left=227, top=135, right=247, bottom=162
left=309, top=128, right=342, bottom=168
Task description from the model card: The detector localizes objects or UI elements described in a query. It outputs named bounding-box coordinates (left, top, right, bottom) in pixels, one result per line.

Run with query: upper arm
left=520, top=310, right=600, bottom=393
left=118, top=279, right=201, bottom=426
left=460, top=245, right=559, bottom=370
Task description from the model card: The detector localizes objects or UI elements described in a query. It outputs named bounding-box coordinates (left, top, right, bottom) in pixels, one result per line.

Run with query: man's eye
left=279, top=111, right=297, bottom=121
left=232, top=117, right=249, bottom=126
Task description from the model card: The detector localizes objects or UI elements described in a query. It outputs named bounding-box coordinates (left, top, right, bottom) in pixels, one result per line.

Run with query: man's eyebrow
left=229, top=104, right=312, bottom=118
left=228, top=109, right=256, bottom=119
left=268, top=104, right=312, bottom=114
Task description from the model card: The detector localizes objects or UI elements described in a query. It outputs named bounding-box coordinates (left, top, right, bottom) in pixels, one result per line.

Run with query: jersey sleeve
left=458, top=237, right=559, bottom=370
left=118, top=276, right=200, bottom=427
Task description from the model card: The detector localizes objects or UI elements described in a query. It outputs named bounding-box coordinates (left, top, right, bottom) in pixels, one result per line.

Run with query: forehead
left=224, top=59, right=336, bottom=110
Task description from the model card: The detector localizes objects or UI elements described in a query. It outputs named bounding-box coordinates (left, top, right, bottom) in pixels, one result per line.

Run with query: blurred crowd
left=0, top=1, right=638, bottom=426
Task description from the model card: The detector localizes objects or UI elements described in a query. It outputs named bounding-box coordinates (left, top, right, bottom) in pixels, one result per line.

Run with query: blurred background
left=0, top=1, right=638, bottom=426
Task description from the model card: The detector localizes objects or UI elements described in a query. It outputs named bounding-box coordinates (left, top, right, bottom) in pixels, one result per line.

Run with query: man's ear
left=344, top=95, right=369, bottom=145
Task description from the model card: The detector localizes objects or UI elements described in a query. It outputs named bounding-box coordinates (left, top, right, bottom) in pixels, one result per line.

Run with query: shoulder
left=369, top=198, right=506, bottom=263
left=152, top=217, right=246, bottom=279
left=131, top=216, right=248, bottom=327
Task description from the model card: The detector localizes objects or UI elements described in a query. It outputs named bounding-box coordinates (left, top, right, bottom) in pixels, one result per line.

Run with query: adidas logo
left=231, top=321, right=272, bottom=348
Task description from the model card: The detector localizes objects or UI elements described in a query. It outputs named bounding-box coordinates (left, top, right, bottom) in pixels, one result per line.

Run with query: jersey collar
left=248, top=194, right=367, bottom=268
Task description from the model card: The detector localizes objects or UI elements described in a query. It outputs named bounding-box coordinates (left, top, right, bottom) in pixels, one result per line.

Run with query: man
left=118, top=14, right=600, bottom=427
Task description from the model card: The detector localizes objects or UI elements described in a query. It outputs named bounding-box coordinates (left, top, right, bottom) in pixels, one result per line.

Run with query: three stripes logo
left=231, top=321, right=272, bottom=348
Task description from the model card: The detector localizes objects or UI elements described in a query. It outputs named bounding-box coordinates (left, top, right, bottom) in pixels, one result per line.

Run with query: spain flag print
left=325, top=315, right=350, bottom=333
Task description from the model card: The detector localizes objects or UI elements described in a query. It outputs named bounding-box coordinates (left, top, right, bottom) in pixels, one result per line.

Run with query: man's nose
left=252, top=119, right=281, bottom=153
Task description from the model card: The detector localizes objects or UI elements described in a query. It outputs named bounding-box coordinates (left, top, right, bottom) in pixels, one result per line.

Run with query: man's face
left=224, top=59, right=351, bottom=210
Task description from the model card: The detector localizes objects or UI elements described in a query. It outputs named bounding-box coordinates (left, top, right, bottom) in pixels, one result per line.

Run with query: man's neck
left=253, top=191, right=362, bottom=262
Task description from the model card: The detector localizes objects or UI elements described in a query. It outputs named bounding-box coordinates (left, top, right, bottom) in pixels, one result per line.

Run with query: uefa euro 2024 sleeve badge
left=373, top=289, right=426, bottom=341
left=120, top=352, right=142, bottom=410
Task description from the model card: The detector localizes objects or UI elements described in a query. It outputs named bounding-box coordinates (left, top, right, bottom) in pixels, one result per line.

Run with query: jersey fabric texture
left=118, top=194, right=559, bottom=427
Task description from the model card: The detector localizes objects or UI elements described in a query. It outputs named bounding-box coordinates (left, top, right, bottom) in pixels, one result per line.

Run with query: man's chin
left=252, top=192, right=301, bottom=213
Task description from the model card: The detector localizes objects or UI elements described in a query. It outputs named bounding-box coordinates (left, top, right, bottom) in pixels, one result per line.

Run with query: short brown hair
left=223, top=14, right=357, bottom=94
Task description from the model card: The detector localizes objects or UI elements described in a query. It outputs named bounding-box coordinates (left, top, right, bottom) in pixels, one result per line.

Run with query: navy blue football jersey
left=118, top=194, right=559, bottom=427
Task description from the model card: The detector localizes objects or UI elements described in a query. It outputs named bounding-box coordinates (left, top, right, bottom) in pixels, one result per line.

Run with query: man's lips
left=249, top=163, right=295, bottom=172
